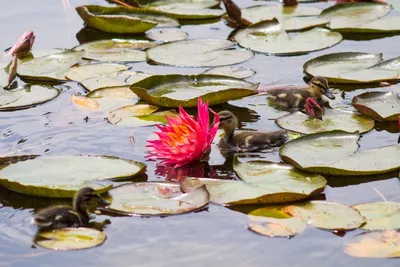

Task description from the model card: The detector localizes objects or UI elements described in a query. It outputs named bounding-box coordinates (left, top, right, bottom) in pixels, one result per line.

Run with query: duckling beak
left=324, top=88, right=335, bottom=100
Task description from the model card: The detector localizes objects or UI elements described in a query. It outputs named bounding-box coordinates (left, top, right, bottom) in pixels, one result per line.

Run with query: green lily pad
left=388, top=0, right=400, bottom=10
left=280, top=130, right=400, bottom=175
left=181, top=157, right=326, bottom=205
left=353, top=202, right=400, bottom=230
left=352, top=91, right=400, bottom=121
left=202, top=66, right=256, bottom=79
left=107, top=182, right=209, bottom=215
left=344, top=230, right=400, bottom=258
left=287, top=201, right=366, bottom=230
left=125, top=72, right=152, bottom=85
left=130, top=74, right=258, bottom=108
left=0, top=155, right=146, bottom=198
left=82, top=86, right=138, bottom=111
left=150, top=6, right=225, bottom=19
left=0, top=68, right=9, bottom=87
left=81, top=76, right=127, bottom=91
left=276, top=109, right=375, bottom=134
left=146, top=39, right=253, bottom=67
left=106, top=103, right=171, bottom=127
left=331, top=16, right=400, bottom=33
left=136, top=0, right=220, bottom=9
left=319, top=3, right=392, bottom=31
left=248, top=206, right=307, bottom=237
left=76, top=5, right=179, bottom=34
left=241, top=5, right=327, bottom=31
left=17, top=50, right=84, bottom=81
left=65, top=63, right=129, bottom=82
left=35, top=228, right=106, bottom=251
left=303, top=52, right=400, bottom=84
left=146, top=29, right=188, bottom=42
left=0, top=85, right=60, bottom=111
left=233, top=19, right=342, bottom=56
left=74, top=39, right=156, bottom=62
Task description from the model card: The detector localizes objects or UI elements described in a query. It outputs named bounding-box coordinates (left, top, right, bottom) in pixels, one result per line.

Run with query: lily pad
left=344, top=230, right=400, bottom=258
left=83, top=86, right=137, bottom=111
left=319, top=3, right=392, bottom=31
left=276, top=109, right=375, bottom=134
left=202, top=66, right=256, bottom=79
left=233, top=19, right=342, bottom=56
left=76, top=5, right=179, bottom=34
left=248, top=206, right=307, bottom=237
left=280, top=130, right=400, bottom=175
left=0, top=68, right=9, bottom=87
left=74, top=39, right=156, bottom=62
left=352, top=91, right=400, bottom=121
left=130, top=74, right=258, bottom=107
left=353, top=202, right=400, bottom=230
left=303, top=52, right=400, bottom=84
left=146, top=29, right=188, bottom=42
left=181, top=157, right=326, bottom=205
left=65, top=63, right=129, bottom=82
left=136, top=0, right=220, bottom=9
left=81, top=76, right=127, bottom=91
left=35, top=228, right=106, bottom=251
left=241, top=5, right=327, bottom=31
left=331, top=16, right=400, bottom=33
left=146, top=39, right=253, bottom=67
left=287, top=201, right=366, bottom=230
left=107, top=182, right=209, bottom=215
left=0, top=85, right=60, bottom=111
left=0, top=155, right=146, bottom=198
left=17, top=50, right=84, bottom=81
left=149, top=6, right=225, bottom=19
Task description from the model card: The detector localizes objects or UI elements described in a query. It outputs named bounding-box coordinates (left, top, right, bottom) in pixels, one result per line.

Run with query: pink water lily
left=146, top=98, right=220, bottom=168
left=8, top=31, right=35, bottom=56
left=304, top=97, right=324, bottom=119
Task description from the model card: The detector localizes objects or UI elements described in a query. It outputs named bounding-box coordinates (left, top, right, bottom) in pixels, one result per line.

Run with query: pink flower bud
left=8, top=31, right=35, bottom=56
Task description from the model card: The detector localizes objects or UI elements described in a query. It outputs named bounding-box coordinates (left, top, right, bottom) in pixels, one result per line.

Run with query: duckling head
left=218, top=110, right=239, bottom=138
left=73, top=187, right=110, bottom=215
left=309, top=76, right=335, bottom=100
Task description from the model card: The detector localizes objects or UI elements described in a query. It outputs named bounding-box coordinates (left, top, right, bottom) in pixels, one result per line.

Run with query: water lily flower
left=304, top=97, right=324, bottom=120
left=8, top=31, right=35, bottom=56
left=146, top=97, right=220, bottom=168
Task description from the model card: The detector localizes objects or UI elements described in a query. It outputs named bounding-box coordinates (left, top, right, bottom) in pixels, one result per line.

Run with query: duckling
left=304, top=97, right=324, bottom=120
left=218, top=110, right=289, bottom=152
left=266, top=76, right=335, bottom=110
left=31, top=187, right=109, bottom=231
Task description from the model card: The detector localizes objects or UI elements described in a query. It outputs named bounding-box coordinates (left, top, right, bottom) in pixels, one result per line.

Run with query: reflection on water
left=1, top=0, right=400, bottom=266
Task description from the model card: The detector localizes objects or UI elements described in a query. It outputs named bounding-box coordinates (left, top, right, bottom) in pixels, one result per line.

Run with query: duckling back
left=266, top=88, right=312, bottom=109
left=31, top=205, right=82, bottom=230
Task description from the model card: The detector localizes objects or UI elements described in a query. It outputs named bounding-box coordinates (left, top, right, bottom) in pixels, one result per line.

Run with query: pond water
left=0, top=0, right=400, bottom=266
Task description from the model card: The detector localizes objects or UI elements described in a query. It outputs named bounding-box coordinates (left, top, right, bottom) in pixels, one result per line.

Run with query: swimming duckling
left=218, top=110, right=289, bottom=152
left=266, top=76, right=335, bottom=110
left=31, top=187, right=109, bottom=231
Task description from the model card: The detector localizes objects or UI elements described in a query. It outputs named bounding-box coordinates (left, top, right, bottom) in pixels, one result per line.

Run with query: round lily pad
left=276, top=109, right=375, bottom=134
left=146, top=29, right=188, bottom=42
left=248, top=206, right=307, bottom=238
left=107, top=182, right=209, bottom=216
left=352, top=91, right=400, bottom=121
left=136, top=0, right=220, bottom=9
left=80, top=76, right=127, bottom=91
left=0, top=155, right=146, bottom=198
left=150, top=6, right=225, bottom=19
left=202, top=66, right=256, bottom=79
left=17, top=50, right=84, bottom=81
left=234, top=19, right=342, bottom=56
left=65, top=63, right=129, bottom=82
left=353, top=202, right=400, bottom=230
left=344, top=230, right=400, bottom=258
left=74, top=39, right=156, bottom=62
left=35, top=228, right=106, bottom=251
left=241, top=5, right=327, bottom=31
left=0, top=85, right=60, bottom=111
left=107, top=104, right=177, bottom=127
left=280, top=130, right=400, bottom=175
left=319, top=2, right=392, bottom=31
left=146, top=39, right=253, bottom=67
left=76, top=5, right=179, bottom=34
left=181, top=156, right=326, bottom=205
left=130, top=74, right=258, bottom=107
left=287, top=201, right=366, bottom=230
left=304, top=52, right=400, bottom=84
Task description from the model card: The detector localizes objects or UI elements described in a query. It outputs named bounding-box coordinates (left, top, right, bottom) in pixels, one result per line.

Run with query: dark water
left=0, top=0, right=400, bottom=266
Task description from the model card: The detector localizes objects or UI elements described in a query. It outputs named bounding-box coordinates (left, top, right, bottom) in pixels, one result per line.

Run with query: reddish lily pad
left=352, top=91, right=400, bottom=121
